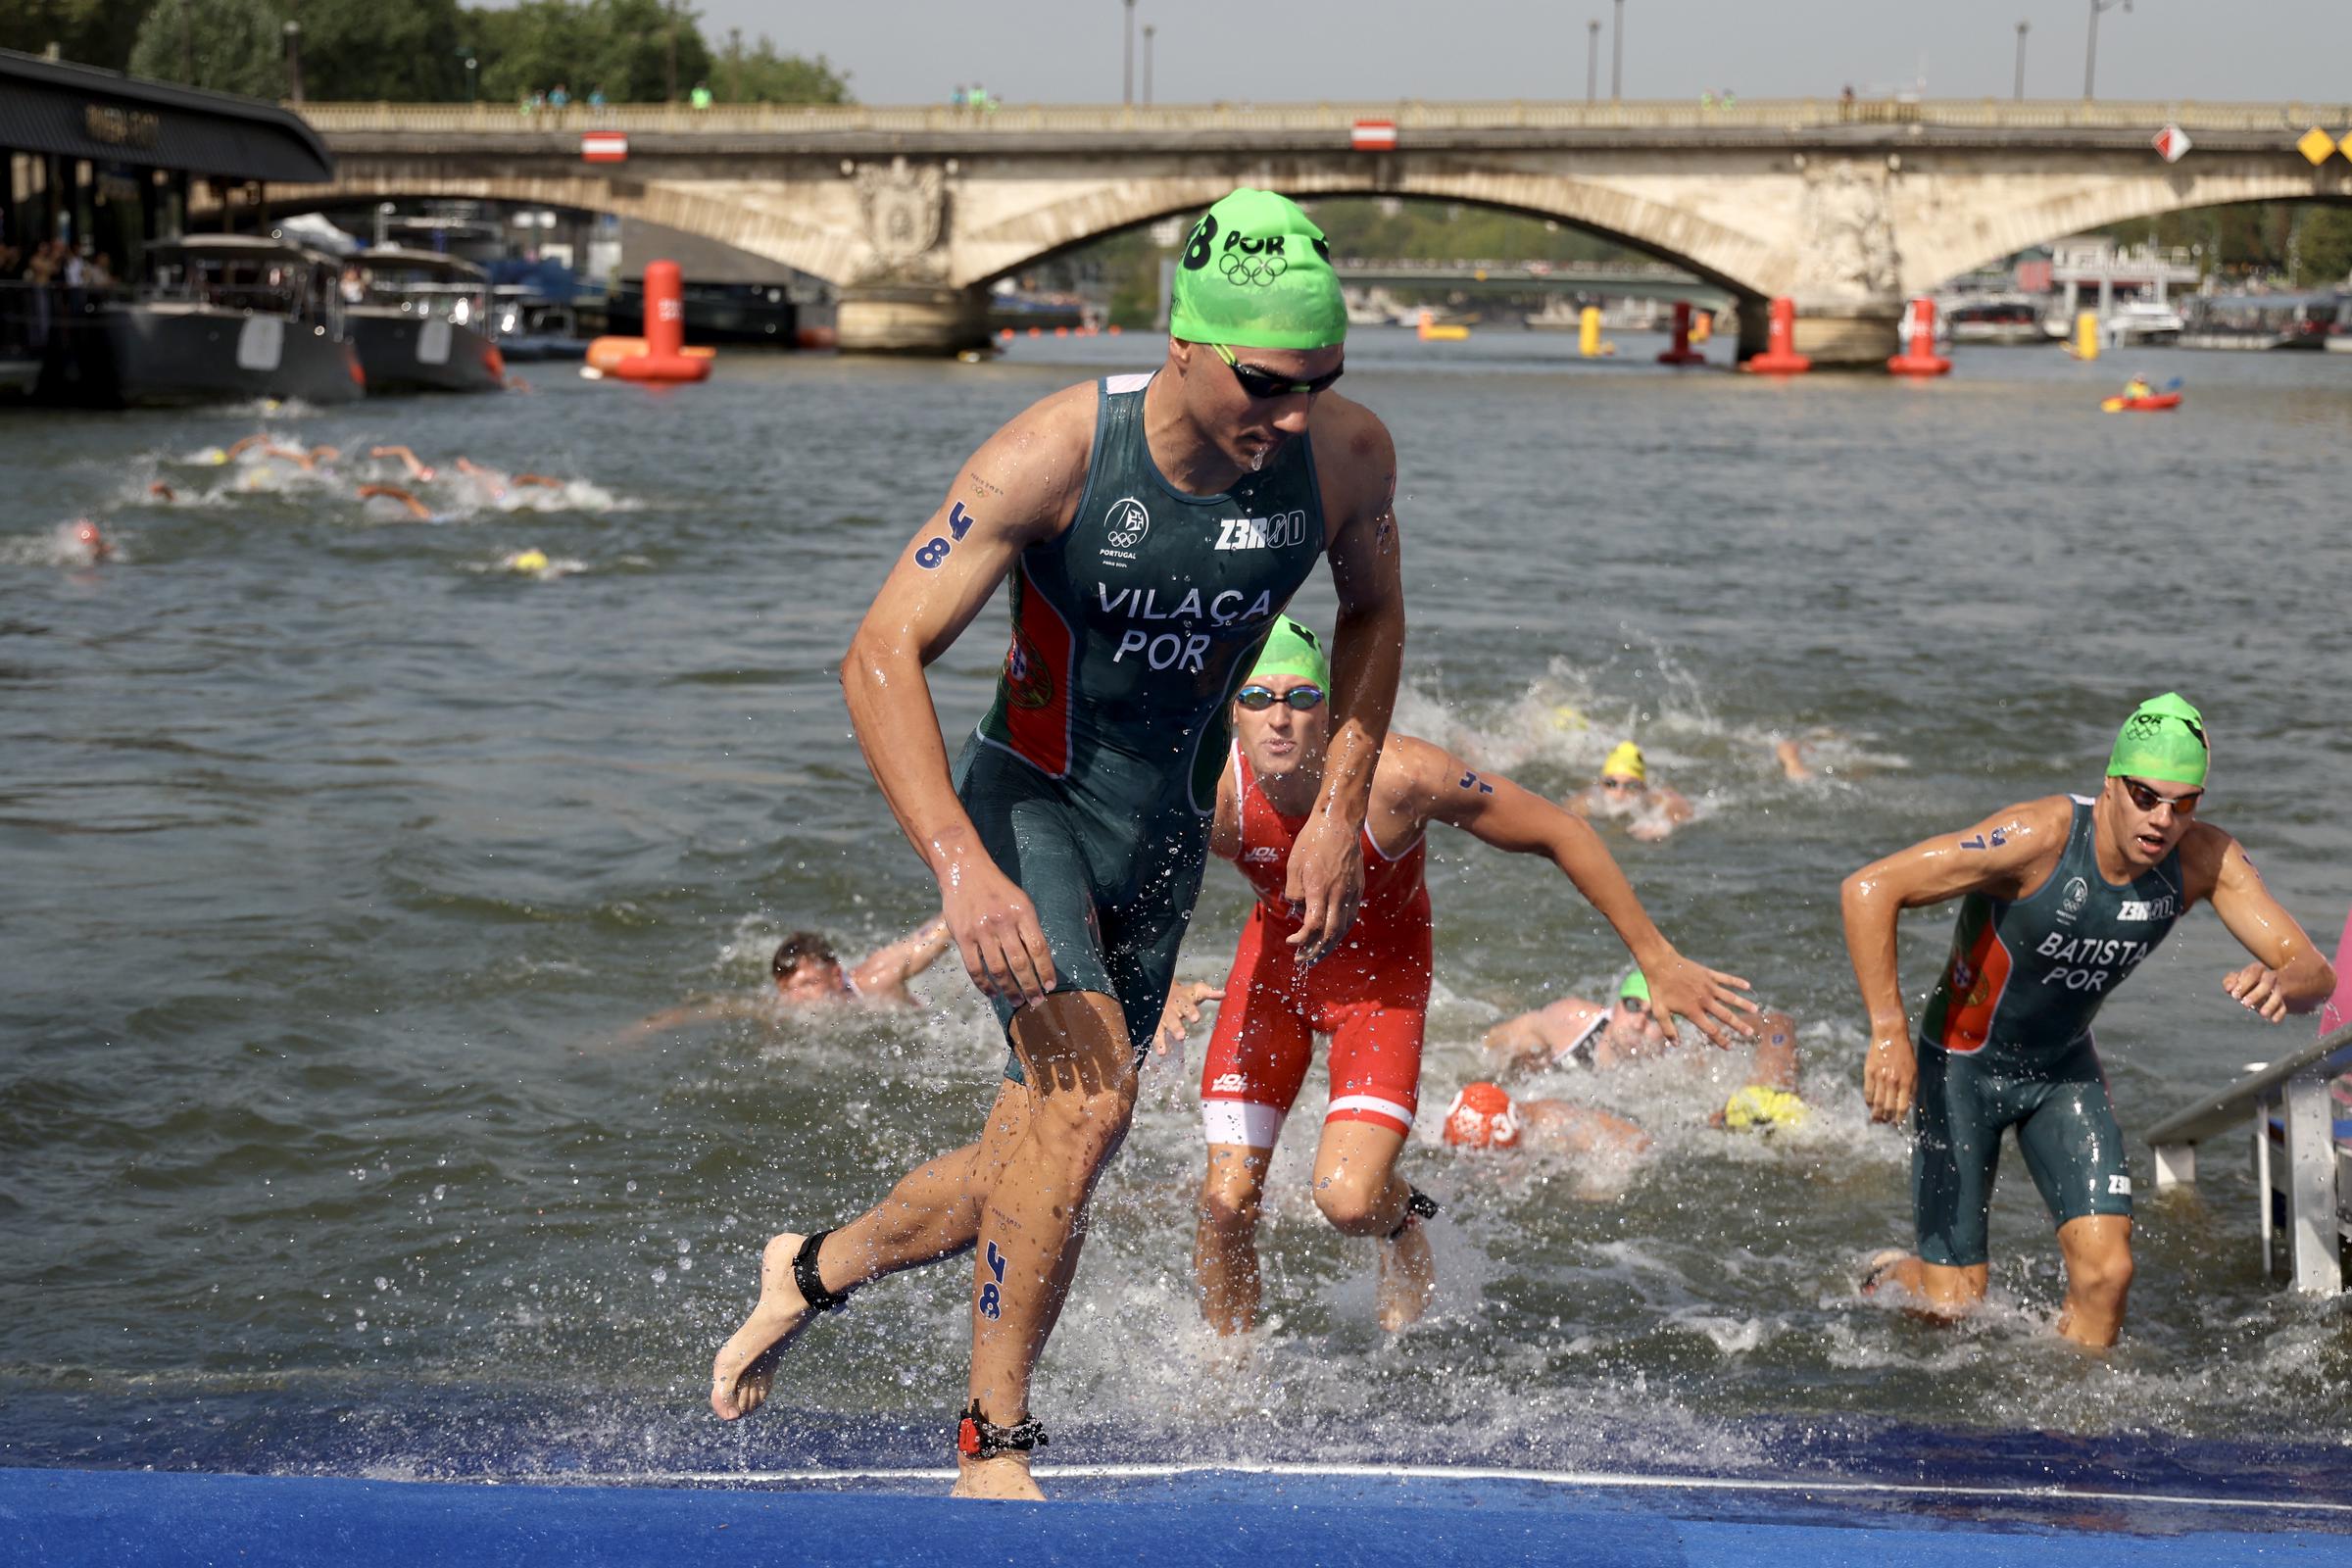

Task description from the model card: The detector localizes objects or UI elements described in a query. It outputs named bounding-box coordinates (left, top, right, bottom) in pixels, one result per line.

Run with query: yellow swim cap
left=510, top=548, right=550, bottom=572
left=1601, top=741, right=1646, bottom=782
left=1549, top=704, right=1589, bottom=732
left=1721, top=1086, right=1807, bottom=1131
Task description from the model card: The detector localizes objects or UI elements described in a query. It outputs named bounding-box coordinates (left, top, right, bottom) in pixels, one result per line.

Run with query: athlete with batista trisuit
left=1841, top=694, right=2333, bottom=1348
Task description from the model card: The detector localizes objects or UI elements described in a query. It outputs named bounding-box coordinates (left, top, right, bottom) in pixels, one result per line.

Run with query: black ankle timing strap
left=956, top=1400, right=1048, bottom=1461
left=1389, top=1186, right=1441, bottom=1242
left=793, top=1229, right=851, bottom=1314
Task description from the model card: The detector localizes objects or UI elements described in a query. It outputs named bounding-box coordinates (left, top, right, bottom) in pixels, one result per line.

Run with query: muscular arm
left=2187, top=828, right=2335, bottom=1021
left=1840, top=796, right=2071, bottom=1121
left=1286, top=404, right=1406, bottom=961
left=839, top=385, right=1093, bottom=1004
left=1398, top=738, right=1756, bottom=1045
left=849, top=913, right=954, bottom=1003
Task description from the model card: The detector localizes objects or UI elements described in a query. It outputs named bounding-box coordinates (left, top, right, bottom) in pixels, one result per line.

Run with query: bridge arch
left=1904, top=159, right=2352, bottom=295
left=261, top=168, right=868, bottom=283
left=954, top=169, right=1773, bottom=301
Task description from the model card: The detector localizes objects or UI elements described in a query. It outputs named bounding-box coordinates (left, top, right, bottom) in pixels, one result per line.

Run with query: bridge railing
left=292, top=98, right=2352, bottom=138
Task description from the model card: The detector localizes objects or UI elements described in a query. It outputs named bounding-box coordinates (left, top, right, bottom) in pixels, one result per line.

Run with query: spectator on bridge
left=549, top=83, right=570, bottom=111
left=690, top=81, right=713, bottom=110
left=952, top=84, right=967, bottom=108
left=588, top=85, right=607, bottom=112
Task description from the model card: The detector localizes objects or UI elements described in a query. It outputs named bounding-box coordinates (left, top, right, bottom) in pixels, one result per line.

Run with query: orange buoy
left=1657, top=300, right=1705, bottom=366
left=608, top=261, right=710, bottom=383
left=1886, top=297, right=1952, bottom=376
left=999, top=327, right=1014, bottom=342
left=1741, top=297, right=1811, bottom=374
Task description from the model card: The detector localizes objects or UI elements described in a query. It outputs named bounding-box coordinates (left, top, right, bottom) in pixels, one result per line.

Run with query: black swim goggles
left=1235, top=683, right=1326, bottom=711
left=1211, top=342, right=1345, bottom=400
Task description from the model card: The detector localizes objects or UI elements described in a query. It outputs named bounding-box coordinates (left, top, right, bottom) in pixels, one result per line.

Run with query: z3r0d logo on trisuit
left=1181, top=214, right=1331, bottom=286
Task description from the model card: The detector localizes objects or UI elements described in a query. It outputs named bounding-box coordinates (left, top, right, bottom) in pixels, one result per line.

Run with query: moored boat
left=101, top=235, right=364, bottom=407
left=346, top=249, right=506, bottom=394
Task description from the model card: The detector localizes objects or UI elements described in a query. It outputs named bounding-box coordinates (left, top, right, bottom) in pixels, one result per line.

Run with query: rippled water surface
left=4, top=329, right=2349, bottom=1494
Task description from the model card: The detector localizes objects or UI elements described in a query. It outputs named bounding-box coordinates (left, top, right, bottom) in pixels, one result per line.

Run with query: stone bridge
left=275, top=98, right=2352, bottom=360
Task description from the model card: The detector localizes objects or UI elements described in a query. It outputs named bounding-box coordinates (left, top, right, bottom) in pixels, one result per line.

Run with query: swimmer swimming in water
left=1483, top=973, right=1807, bottom=1128
left=356, top=484, right=433, bottom=521
left=616, top=918, right=954, bottom=1044
left=1437, top=1079, right=1650, bottom=1158
left=1565, top=738, right=1813, bottom=842
left=370, top=445, right=436, bottom=481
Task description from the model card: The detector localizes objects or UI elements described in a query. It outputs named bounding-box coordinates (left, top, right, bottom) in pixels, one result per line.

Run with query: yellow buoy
left=2075, top=311, right=2100, bottom=362
left=508, top=548, right=550, bottom=572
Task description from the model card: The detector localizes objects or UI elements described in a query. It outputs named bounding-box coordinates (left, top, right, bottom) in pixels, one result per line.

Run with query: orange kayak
left=2100, top=393, right=2181, bottom=413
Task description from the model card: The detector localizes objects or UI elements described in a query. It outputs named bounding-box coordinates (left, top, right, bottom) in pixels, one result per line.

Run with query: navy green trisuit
left=952, top=372, right=1327, bottom=1075
left=1911, top=795, right=2185, bottom=1266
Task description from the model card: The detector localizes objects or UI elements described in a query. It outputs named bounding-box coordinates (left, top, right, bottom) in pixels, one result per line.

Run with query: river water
left=3, top=328, right=2348, bottom=1499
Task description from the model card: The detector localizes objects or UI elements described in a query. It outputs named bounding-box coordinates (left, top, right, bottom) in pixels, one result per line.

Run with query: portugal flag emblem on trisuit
left=581, top=133, right=629, bottom=163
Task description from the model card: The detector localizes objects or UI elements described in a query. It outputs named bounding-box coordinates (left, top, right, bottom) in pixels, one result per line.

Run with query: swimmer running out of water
left=711, top=188, right=1405, bottom=1499
left=1841, top=693, right=2332, bottom=1348
left=1153, top=617, right=1754, bottom=1336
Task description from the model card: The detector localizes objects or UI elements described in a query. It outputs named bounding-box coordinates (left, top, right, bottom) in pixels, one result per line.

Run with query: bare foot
left=953, top=1454, right=1046, bottom=1500
left=1377, top=1223, right=1437, bottom=1332
left=1858, top=1249, right=1934, bottom=1307
left=710, top=1231, right=818, bottom=1420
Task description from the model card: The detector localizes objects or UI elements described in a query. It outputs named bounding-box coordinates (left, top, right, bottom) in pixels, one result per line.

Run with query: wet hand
left=1647, top=954, right=1759, bottom=1049
left=2223, top=960, right=2289, bottom=1023
left=1283, top=812, right=1365, bottom=966
left=1628, top=817, right=1671, bottom=844
left=1152, top=982, right=1223, bottom=1057
left=939, top=860, right=1055, bottom=1009
left=1863, top=1031, right=1916, bottom=1123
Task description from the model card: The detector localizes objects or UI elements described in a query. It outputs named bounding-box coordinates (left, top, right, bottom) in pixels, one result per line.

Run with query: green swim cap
left=1618, top=969, right=1650, bottom=1005
left=2107, top=692, right=2209, bottom=787
left=1248, top=614, right=1332, bottom=691
left=1169, top=188, right=1348, bottom=352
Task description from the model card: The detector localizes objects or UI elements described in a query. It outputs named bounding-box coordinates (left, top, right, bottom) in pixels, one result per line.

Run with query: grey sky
left=682, top=1, right=2352, bottom=107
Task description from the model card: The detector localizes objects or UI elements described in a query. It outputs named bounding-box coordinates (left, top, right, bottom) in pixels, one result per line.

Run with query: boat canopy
left=0, top=47, right=333, bottom=183
left=360, top=248, right=491, bottom=283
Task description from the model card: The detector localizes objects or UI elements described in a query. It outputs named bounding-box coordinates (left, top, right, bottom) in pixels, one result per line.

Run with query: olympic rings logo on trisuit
left=1102, top=497, right=1151, bottom=550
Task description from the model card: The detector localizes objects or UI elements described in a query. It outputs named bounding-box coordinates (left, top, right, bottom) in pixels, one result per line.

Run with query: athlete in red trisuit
left=1162, top=616, right=1759, bottom=1333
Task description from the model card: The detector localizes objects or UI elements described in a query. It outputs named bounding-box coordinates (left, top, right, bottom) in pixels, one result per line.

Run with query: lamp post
left=1587, top=20, right=1600, bottom=103
left=1610, top=0, right=1625, bottom=102
left=282, top=20, right=303, bottom=104
left=2014, top=21, right=2029, bottom=100
left=463, top=52, right=478, bottom=104
left=1124, top=0, right=1137, bottom=106
left=1143, top=24, right=1155, bottom=106
left=2083, top=0, right=2131, bottom=101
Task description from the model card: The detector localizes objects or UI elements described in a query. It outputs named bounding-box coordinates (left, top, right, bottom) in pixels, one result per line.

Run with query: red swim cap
left=1443, top=1082, right=1520, bottom=1150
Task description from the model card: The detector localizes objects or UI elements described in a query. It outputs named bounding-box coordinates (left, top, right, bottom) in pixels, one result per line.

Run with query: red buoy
left=1886, top=297, right=1952, bottom=377
left=609, top=261, right=711, bottom=383
left=1740, top=297, right=1811, bottom=374
left=1657, top=300, right=1705, bottom=366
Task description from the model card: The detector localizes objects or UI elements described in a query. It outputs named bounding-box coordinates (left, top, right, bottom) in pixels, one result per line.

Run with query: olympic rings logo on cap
left=1218, top=251, right=1289, bottom=286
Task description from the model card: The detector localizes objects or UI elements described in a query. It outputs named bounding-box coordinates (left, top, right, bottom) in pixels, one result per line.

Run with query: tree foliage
left=711, top=28, right=852, bottom=104
left=294, top=0, right=466, bottom=103
left=126, top=0, right=284, bottom=99
left=460, top=0, right=713, bottom=104
left=1, top=0, right=153, bottom=72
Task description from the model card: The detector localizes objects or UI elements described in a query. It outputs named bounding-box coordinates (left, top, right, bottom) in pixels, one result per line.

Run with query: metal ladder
left=2144, top=908, right=2352, bottom=1296
left=2145, top=1022, right=2352, bottom=1295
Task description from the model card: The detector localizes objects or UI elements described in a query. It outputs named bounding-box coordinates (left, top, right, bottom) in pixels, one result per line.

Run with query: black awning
left=0, top=48, right=332, bottom=182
